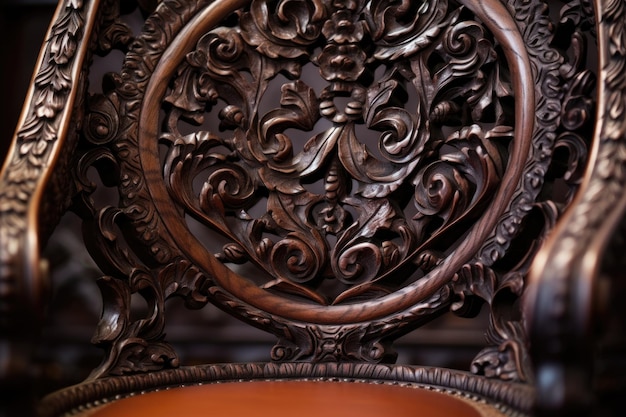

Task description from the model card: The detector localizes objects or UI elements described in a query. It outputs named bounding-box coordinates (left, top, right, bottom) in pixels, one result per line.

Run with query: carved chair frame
left=1, top=0, right=624, bottom=416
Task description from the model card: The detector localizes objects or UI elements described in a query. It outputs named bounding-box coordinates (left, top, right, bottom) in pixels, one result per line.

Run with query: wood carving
left=58, top=0, right=597, bottom=384
left=0, top=0, right=99, bottom=384
left=0, top=4, right=606, bottom=412
left=0, top=0, right=83, bottom=319
left=457, top=0, right=597, bottom=383
left=526, top=0, right=626, bottom=413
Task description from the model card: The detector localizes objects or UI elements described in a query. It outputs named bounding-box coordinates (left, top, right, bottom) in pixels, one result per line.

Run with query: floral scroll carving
left=161, top=0, right=513, bottom=305
left=68, top=0, right=594, bottom=380
left=450, top=0, right=598, bottom=383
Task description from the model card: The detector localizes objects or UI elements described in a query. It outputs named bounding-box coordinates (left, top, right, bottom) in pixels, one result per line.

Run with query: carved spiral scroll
left=71, top=0, right=594, bottom=374
left=131, top=0, right=534, bottom=323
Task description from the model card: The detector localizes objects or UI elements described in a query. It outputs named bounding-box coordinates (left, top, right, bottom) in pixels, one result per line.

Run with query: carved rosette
left=71, top=0, right=594, bottom=379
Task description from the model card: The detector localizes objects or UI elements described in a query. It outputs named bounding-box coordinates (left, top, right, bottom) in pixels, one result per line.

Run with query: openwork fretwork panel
left=68, top=0, right=595, bottom=378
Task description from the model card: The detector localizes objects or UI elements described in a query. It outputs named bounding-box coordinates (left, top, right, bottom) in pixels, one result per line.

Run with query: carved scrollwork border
left=77, top=0, right=591, bottom=377
left=451, top=0, right=598, bottom=385
left=478, top=0, right=571, bottom=265
left=524, top=0, right=626, bottom=413
left=130, top=0, right=537, bottom=320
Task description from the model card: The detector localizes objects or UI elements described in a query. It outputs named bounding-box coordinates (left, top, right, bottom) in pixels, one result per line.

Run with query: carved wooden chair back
left=1, top=0, right=624, bottom=416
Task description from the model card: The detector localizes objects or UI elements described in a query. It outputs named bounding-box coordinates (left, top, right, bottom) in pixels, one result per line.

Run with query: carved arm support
left=525, top=0, right=626, bottom=415
left=0, top=0, right=101, bottom=385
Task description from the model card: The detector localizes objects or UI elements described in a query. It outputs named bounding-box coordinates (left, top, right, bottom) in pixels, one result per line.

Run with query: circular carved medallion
left=86, top=0, right=587, bottom=347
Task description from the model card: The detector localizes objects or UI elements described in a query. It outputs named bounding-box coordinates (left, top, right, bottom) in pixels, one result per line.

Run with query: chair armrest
left=0, top=0, right=100, bottom=387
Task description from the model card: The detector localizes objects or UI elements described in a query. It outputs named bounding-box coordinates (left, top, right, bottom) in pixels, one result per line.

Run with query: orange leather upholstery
left=81, top=381, right=492, bottom=417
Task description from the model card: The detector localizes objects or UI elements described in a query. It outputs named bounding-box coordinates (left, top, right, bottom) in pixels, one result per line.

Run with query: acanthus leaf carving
left=93, top=337, right=178, bottom=378
left=471, top=315, right=530, bottom=382
left=451, top=263, right=497, bottom=314
left=452, top=262, right=530, bottom=382
left=370, top=0, right=455, bottom=61
left=66, top=0, right=596, bottom=374
left=260, top=79, right=320, bottom=168
left=239, top=0, right=325, bottom=59
left=88, top=272, right=179, bottom=380
left=0, top=0, right=88, bottom=353
left=271, top=286, right=451, bottom=363
left=157, top=0, right=516, bottom=310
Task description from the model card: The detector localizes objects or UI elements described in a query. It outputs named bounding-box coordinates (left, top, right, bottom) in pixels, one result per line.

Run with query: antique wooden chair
left=1, top=0, right=625, bottom=416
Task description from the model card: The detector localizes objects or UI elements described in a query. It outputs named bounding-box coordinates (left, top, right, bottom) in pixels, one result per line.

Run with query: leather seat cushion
left=77, top=380, right=503, bottom=417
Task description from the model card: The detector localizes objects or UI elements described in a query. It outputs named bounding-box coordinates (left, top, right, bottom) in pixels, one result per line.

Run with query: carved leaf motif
left=100, top=339, right=178, bottom=378
left=88, top=265, right=179, bottom=379
left=426, top=18, right=513, bottom=125
left=338, top=123, right=419, bottom=198
left=331, top=199, right=413, bottom=301
left=257, top=127, right=339, bottom=193
left=471, top=314, right=530, bottom=382
left=158, top=260, right=210, bottom=309
left=198, top=27, right=296, bottom=123
left=206, top=165, right=257, bottom=209
left=412, top=125, right=505, bottom=245
left=164, top=50, right=218, bottom=123
left=98, top=21, right=133, bottom=51
left=49, top=15, right=81, bottom=64
left=279, top=81, right=318, bottom=120
left=260, top=80, right=320, bottom=164
left=261, top=193, right=328, bottom=283
left=452, top=259, right=530, bottom=382
left=239, top=0, right=325, bottom=59
left=294, top=128, right=340, bottom=177
left=452, top=263, right=497, bottom=309
left=36, top=87, right=66, bottom=119
left=365, top=76, right=427, bottom=164
left=35, top=62, right=73, bottom=92
left=469, top=62, right=513, bottom=123
left=268, top=232, right=324, bottom=284
left=413, top=160, right=469, bottom=240
left=370, top=0, right=455, bottom=60
left=89, top=206, right=138, bottom=275
left=18, top=122, right=57, bottom=157
left=339, top=198, right=403, bottom=245
left=165, top=131, right=238, bottom=230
